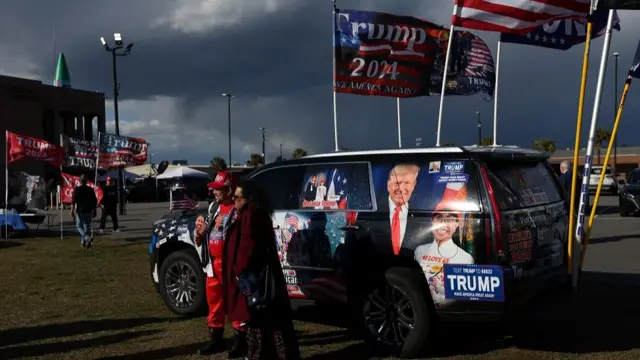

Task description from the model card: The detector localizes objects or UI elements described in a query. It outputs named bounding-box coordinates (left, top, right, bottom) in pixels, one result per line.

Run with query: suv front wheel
left=362, top=267, right=433, bottom=358
left=158, top=250, right=207, bottom=316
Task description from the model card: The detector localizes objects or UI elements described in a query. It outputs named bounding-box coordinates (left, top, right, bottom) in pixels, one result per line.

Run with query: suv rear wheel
left=158, top=250, right=206, bottom=316
left=362, top=267, right=433, bottom=358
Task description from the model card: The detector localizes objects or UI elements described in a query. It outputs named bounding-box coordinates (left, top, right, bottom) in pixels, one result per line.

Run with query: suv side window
left=486, top=161, right=563, bottom=210
left=628, top=171, right=640, bottom=184
left=297, top=163, right=374, bottom=211
left=250, top=166, right=305, bottom=210
left=371, top=160, right=481, bottom=213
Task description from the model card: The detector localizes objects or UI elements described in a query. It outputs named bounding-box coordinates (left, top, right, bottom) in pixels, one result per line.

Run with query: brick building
left=0, top=75, right=106, bottom=192
left=549, top=146, right=640, bottom=179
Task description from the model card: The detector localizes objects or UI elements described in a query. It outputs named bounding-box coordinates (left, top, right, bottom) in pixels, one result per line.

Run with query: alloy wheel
left=363, top=283, right=415, bottom=347
left=164, top=261, right=198, bottom=309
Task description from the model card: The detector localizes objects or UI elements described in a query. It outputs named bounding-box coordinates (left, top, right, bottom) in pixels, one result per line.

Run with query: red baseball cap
left=208, top=171, right=236, bottom=190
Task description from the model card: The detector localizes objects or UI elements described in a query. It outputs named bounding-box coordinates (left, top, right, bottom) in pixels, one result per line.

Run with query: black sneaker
left=86, top=237, right=94, bottom=249
left=81, top=241, right=86, bottom=248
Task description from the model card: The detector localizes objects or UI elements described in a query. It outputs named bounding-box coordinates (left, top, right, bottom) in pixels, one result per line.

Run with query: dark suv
left=149, top=146, right=570, bottom=358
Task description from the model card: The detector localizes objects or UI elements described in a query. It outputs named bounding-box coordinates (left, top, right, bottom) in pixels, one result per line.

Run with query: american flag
left=170, top=191, right=199, bottom=211
left=466, top=36, right=494, bottom=76
left=452, top=0, right=591, bottom=35
left=282, top=213, right=300, bottom=243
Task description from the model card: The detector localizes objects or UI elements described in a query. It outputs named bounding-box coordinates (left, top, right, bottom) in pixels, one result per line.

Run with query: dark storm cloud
left=1, top=0, right=640, bottom=161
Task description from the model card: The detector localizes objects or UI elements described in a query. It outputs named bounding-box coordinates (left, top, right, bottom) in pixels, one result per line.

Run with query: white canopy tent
left=156, top=165, right=210, bottom=180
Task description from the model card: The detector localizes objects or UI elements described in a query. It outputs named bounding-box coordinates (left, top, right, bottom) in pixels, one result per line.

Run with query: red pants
left=206, top=261, right=245, bottom=331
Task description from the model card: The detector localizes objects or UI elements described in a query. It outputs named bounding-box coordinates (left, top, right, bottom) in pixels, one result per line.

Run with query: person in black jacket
left=558, top=161, right=579, bottom=215
left=71, top=174, right=98, bottom=248
left=99, top=176, right=119, bottom=233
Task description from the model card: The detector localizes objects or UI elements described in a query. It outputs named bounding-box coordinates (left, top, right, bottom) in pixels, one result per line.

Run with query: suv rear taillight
left=479, top=166, right=504, bottom=260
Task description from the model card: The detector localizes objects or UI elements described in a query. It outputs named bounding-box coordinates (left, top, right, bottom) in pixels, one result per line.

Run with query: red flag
left=60, top=173, right=103, bottom=204
left=6, top=130, right=62, bottom=166
left=452, top=0, right=590, bottom=34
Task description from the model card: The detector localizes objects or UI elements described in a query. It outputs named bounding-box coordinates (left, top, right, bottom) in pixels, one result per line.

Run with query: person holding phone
left=193, top=171, right=244, bottom=355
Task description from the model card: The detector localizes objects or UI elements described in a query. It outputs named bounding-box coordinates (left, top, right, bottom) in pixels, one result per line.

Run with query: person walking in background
left=192, top=171, right=241, bottom=355
left=70, top=174, right=97, bottom=249
left=224, top=179, right=300, bottom=360
left=99, top=176, right=119, bottom=233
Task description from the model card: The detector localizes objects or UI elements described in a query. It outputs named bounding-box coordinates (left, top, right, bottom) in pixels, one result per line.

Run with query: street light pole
left=279, top=144, right=283, bottom=160
left=222, top=93, right=234, bottom=166
left=476, top=111, right=482, bottom=145
left=100, top=33, right=133, bottom=216
left=613, top=52, right=619, bottom=176
left=260, top=127, right=266, bottom=164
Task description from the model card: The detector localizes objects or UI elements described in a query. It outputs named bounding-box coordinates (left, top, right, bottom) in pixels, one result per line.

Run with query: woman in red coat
left=223, top=179, right=300, bottom=359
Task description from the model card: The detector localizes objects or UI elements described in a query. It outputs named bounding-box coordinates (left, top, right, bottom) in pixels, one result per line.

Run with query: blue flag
left=500, top=10, right=620, bottom=50
left=631, top=41, right=640, bottom=79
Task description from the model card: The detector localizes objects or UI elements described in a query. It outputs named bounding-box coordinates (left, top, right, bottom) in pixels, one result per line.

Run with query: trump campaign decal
left=437, top=161, right=469, bottom=184
left=443, top=264, right=504, bottom=302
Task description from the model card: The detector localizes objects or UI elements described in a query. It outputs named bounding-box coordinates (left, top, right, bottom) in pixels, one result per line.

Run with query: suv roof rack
left=463, top=145, right=548, bottom=160
left=304, top=146, right=466, bottom=159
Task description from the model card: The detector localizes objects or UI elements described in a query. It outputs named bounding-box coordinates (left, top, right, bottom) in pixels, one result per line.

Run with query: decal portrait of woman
left=414, top=182, right=474, bottom=306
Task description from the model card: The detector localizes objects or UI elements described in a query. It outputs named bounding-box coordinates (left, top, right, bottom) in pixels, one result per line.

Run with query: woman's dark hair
left=237, top=179, right=273, bottom=215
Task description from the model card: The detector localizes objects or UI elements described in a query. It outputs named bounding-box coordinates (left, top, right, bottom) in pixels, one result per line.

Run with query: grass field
left=1, top=234, right=640, bottom=360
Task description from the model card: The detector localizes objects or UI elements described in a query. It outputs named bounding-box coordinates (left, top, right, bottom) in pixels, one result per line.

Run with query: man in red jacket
left=194, top=171, right=245, bottom=355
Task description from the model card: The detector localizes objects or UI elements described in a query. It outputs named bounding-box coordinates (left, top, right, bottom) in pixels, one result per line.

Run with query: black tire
left=158, top=249, right=207, bottom=316
left=361, top=267, right=433, bottom=358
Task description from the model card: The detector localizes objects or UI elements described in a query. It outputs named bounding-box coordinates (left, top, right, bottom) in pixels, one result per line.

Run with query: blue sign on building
left=443, top=264, right=505, bottom=302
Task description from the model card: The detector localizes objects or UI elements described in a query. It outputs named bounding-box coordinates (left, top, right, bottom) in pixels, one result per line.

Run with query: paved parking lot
left=584, top=195, right=640, bottom=275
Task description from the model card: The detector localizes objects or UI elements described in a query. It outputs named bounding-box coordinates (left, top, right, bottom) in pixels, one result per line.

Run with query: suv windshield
left=486, top=162, right=563, bottom=210
left=591, top=167, right=612, bottom=175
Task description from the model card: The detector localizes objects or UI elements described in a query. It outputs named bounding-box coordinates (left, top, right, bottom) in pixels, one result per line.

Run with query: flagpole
left=396, top=98, right=402, bottom=148
left=94, top=132, right=101, bottom=184
left=5, top=130, right=8, bottom=240
left=436, top=4, right=457, bottom=147
left=584, top=65, right=633, bottom=267
left=332, top=0, right=339, bottom=151
left=567, top=6, right=594, bottom=285
left=492, top=40, right=502, bottom=146
left=573, top=8, right=615, bottom=291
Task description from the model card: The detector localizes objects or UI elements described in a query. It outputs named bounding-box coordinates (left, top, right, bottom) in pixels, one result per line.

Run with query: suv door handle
left=339, top=225, right=360, bottom=231
left=273, top=225, right=280, bottom=230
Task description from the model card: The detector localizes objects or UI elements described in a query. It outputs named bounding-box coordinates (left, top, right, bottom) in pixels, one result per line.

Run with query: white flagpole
left=5, top=130, right=8, bottom=240
left=573, top=9, right=615, bottom=291
left=59, top=133, right=63, bottom=240
left=436, top=15, right=457, bottom=146
left=492, top=40, right=502, bottom=146
left=332, top=0, right=339, bottom=151
left=396, top=98, right=402, bottom=148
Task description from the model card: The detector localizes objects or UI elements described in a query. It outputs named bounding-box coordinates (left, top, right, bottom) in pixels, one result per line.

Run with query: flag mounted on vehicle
left=499, top=9, right=620, bottom=50
left=596, top=0, right=640, bottom=9
left=333, top=9, right=446, bottom=98
left=452, top=0, right=591, bottom=34
left=428, top=30, right=495, bottom=99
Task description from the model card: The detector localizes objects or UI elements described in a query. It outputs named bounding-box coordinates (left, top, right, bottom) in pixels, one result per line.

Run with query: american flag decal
left=299, top=274, right=348, bottom=303
left=170, top=191, right=199, bottom=211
